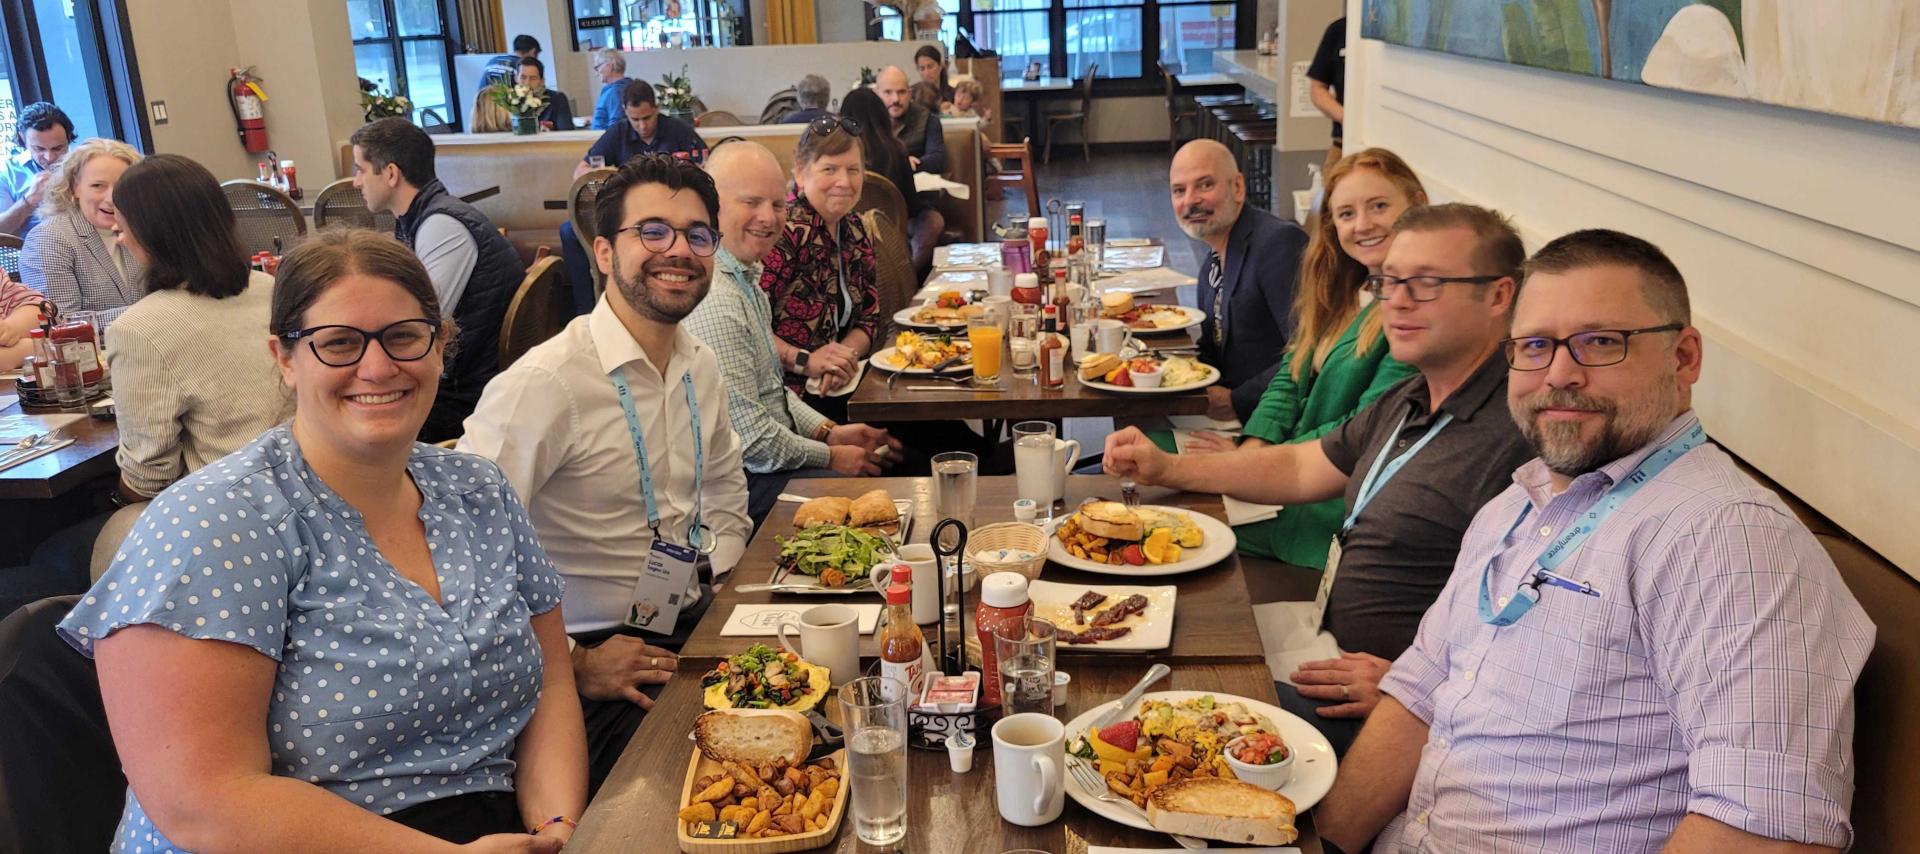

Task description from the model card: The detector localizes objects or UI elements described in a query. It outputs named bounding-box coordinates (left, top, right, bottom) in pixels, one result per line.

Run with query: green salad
left=775, top=525, right=894, bottom=588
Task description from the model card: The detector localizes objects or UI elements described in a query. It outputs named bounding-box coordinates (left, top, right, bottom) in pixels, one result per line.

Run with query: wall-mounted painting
left=1360, top=1, right=1920, bottom=130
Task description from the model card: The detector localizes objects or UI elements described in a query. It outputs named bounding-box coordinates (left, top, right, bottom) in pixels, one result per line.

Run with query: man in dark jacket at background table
left=1171, top=139, right=1309, bottom=423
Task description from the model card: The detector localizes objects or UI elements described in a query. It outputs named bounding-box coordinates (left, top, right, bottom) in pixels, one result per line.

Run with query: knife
left=1089, top=663, right=1171, bottom=730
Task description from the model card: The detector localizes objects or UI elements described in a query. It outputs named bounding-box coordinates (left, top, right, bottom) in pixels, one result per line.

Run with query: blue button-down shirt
left=59, top=425, right=566, bottom=852
left=1375, top=413, right=1874, bottom=852
left=2, top=151, right=45, bottom=235
left=584, top=113, right=707, bottom=167
left=591, top=78, right=629, bottom=129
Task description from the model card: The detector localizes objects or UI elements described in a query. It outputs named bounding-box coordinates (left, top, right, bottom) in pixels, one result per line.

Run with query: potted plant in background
left=657, top=66, right=698, bottom=121
left=359, top=78, right=412, bottom=122
left=488, top=83, right=548, bottom=135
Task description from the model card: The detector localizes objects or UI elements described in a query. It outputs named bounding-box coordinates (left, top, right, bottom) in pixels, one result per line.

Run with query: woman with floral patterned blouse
left=758, top=116, right=879, bottom=404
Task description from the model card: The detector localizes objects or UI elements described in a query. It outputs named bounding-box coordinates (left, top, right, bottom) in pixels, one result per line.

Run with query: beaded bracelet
left=529, top=815, right=578, bottom=835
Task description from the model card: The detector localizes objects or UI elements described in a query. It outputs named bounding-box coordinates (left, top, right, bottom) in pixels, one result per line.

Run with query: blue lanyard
left=610, top=366, right=713, bottom=554
left=1477, top=419, right=1707, bottom=626
left=1342, top=410, right=1454, bottom=535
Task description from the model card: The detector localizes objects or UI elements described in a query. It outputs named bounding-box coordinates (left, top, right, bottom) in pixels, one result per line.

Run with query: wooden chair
left=499, top=256, right=569, bottom=370
left=0, top=233, right=21, bottom=280
left=984, top=138, right=1041, bottom=218
left=309, top=178, right=395, bottom=233
left=567, top=168, right=615, bottom=300
left=219, top=180, right=308, bottom=256
left=694, top=110, right=744, bottom=128
left=855, top=172, right=910, bottom=246
left=862, top=210, right=917, bottom=327
left=1157, top=61, right=1198, bottom=155
left=1044, top=63, right=1097, bottom=164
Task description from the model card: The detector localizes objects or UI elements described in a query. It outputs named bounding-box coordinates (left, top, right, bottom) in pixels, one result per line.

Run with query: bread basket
left=967, top=522, right=1048, bottom=580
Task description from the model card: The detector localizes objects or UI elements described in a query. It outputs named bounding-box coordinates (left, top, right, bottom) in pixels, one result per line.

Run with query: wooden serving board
left=675, top=708, right=850, bottom=853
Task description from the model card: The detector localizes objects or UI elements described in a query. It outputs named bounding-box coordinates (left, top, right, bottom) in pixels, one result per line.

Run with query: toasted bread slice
left=1146, top=777, right=1297, bottom=845
left=1079, top=352, right=1121, bottom=382
left=692, top=709, right=813, bottom=767
left=1079, top=500, right=1143, bottom=541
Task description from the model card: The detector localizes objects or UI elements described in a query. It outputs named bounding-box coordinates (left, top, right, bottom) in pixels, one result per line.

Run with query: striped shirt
left=684, top=246, right=832, bottom=472
left=1376, top=412, right=1874, bottom=852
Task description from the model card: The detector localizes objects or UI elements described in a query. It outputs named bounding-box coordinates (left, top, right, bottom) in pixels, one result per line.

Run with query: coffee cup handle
left=870, top=567, right=892, bottom=596
left=1058, top=440, right=1081, bottom=478
left=1032, top=754, right=1059, bottom=815
left=777, top=620, right=804, bottom=658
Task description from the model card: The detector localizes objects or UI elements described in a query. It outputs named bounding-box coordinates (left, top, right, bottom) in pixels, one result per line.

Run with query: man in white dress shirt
left=460, top=154, right=750, bottom=793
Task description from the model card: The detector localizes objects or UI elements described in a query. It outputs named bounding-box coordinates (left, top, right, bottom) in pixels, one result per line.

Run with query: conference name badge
left=626, top=539, right=699, bottom=634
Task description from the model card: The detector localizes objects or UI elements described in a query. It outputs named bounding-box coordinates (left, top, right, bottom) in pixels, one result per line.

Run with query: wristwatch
left=793, top=349, right=810, bottom=372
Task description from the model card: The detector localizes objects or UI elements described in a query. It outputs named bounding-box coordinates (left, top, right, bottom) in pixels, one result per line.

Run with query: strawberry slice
left=1099, top=719, right=1141, bottom=752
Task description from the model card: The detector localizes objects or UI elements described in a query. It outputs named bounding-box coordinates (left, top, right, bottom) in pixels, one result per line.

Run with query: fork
left=0, top=429, right=63, bottom=465
left=1065, top=757, right=1208, bottom=849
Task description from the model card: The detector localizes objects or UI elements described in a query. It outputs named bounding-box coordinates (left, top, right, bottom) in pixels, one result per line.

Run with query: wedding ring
left=649, top=657, right=657, bottom=670
left=1339, top=683, right=1351, bottom=700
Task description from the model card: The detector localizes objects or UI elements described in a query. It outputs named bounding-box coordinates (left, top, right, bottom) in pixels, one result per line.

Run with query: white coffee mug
left=991, top=712, right=1065, bottom=826
left=1093, top=318, right=1133, bottom=355
left=896, top=544, right=940, bottom=624
left=1050, top=438, right=1081, bottom=503
left=777, top=604, right=861, bottom=687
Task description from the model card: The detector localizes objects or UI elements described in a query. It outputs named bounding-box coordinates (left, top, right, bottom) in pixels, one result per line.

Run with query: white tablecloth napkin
left=1090, top=847, right=1301, bottom=853
left=719, top=603, right=882, bottom=637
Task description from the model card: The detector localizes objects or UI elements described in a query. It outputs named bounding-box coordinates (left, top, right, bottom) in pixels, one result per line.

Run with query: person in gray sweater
left=105, top=154, right=292, bottom=501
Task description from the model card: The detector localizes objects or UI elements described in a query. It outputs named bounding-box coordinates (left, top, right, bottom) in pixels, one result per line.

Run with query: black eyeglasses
left=801, top=115, right=861, bottom=142
left=1501, top=324, right=1684, bottom=371
left=613, top=218, right=721, bottom=257
left=281, top=318, right=439, bottom=368
left=1364, top=274, right=1507, bottom=302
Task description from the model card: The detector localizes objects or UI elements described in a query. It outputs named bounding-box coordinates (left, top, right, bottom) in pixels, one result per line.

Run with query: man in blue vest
left=350, top=117, right=527, bottom=441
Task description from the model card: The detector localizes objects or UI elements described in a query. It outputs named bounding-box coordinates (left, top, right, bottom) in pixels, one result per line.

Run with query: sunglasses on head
left=802, top=115, right=861, bottom=143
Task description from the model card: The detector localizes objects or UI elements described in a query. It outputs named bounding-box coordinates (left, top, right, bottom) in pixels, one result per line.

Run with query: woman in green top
left=1190, top=148, right=1429, bottom=567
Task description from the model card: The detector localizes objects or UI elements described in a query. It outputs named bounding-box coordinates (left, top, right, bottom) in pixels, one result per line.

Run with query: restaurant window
left=873, top=0, right=959, bottom=53
left=2, top=0, right=145, bottom=153
left=567, top=0, right=751, bottom=52
left=347, top=0, right=459, bottom=127
left=873, top=0, right=1239, bottom=82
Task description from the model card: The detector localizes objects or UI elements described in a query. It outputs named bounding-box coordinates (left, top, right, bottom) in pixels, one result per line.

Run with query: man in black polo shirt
left=560, top=80, right=709, bottom=314
left=1105, top=203, right=1534, bottom=756
left=1307, top=16, right=1347, bottom=173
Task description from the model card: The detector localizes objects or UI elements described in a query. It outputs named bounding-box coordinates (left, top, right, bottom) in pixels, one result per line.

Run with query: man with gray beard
left=1169, top=140, right=1309, bottom=422
left=460, top=155, right=751, bottom=795
left=1319, top=229, right=1872, bottom=854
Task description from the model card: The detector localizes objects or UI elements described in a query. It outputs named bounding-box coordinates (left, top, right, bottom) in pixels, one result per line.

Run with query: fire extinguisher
left=228, top=67, right=270, bottom=153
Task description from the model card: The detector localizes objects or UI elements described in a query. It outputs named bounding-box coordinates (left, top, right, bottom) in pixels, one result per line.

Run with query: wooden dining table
left=681, top=476, right=1265, bottom=665
left=571, top=474, right=1329, bottom=853
left=0, top=378, right=118, bottom=500
left=844, top=362, right=1212, bottom=424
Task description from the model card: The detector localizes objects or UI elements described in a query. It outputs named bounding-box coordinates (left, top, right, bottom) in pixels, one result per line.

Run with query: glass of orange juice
left=967, top=315, right=1003, bottom=388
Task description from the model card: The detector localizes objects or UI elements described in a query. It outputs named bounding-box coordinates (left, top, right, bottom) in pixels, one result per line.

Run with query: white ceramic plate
left=892, top=304, right=979, bottom=330
left=1116, top=305, right=1205, bottom=334
left=1080, top=362, right=1220, bottom=395
left=869, top=346, right=973, bottom=374
left=1064, top=690, right=1338, bottom=827
left=1026, top=580, right=1175, bottom=651
left=1046, top=506, right=1236, bottom=577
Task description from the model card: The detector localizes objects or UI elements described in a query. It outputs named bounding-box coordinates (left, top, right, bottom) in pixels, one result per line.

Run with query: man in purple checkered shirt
left=1317, top=229, right=1874, bottom=853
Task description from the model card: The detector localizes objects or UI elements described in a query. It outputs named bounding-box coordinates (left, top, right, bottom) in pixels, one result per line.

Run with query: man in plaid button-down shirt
left=1318, top=230, right=1873, bottom=853
left=686, top=143, right=900, bottom=526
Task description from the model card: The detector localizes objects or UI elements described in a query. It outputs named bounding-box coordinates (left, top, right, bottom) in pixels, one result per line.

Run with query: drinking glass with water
left=994, top=617, right=1059, bottom=718
left=841, top=676, right=910, bottom=848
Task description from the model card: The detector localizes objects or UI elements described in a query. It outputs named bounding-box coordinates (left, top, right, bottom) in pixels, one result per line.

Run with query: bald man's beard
left=1178, top=197, right=1239, bottom=241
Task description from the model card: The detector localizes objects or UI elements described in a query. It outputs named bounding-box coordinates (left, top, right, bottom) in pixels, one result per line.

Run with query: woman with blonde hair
left=18, top=138, right=144, bottom=327
left=1211, top=147, right=1428, bottom=567
left=470, top=85, right=514, bottom=133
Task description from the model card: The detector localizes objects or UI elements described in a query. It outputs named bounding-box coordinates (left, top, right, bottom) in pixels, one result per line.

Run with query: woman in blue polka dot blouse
left=58, top=229, right=587, bottom=853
